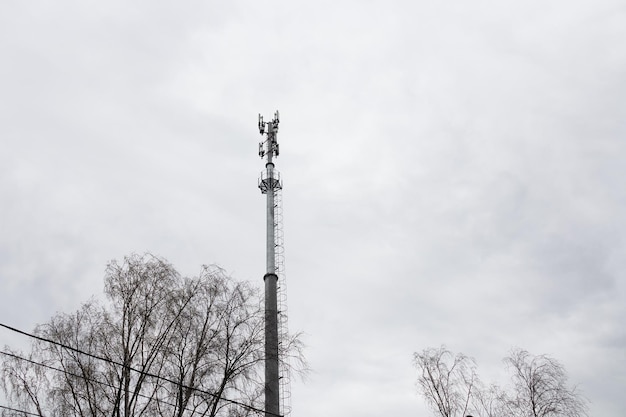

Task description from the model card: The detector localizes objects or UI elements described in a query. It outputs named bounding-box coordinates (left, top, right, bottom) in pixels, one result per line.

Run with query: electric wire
left=0, top=323, right=267, bottom=416
left=0, top=322, right=278, bottom=417
left=0, top=403, right=42, bottom=416
left=0, top=349, right=213, bottom=417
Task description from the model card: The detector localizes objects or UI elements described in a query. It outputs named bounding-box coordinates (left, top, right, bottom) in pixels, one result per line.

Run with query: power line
left=0, top=349, right=212, bottom=417
left=0, top=322, right=267, bottom=416
left=0, top=322, right=278, bottom=417
left=0, top=403, right=42, bottom=417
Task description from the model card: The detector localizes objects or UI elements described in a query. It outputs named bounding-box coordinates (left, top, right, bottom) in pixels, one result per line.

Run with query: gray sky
left=1, top=1, right=625, bottom=416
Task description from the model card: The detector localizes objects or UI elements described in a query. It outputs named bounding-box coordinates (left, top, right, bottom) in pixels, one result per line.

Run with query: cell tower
left=258, top=111, right=291, bottom=417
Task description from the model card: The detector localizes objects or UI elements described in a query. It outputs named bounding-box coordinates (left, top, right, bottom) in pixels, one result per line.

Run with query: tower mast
left=258, top=111, right=281, bottom=417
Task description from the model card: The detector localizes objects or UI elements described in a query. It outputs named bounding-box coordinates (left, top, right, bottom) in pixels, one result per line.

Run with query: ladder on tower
left=274, top=188, right=292, bottom=417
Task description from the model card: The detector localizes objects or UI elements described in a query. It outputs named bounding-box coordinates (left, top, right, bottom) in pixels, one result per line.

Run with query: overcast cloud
left=1, top=1, right=625, bottom=416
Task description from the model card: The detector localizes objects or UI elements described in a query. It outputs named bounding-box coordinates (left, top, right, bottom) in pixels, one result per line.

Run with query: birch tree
left=0, top=254, right=300, bottom=417
left=503, top=349, right=588, bottom=417
left=414, top=347, right=588, bottom=417
left=414, top=347, right=479, bottom=417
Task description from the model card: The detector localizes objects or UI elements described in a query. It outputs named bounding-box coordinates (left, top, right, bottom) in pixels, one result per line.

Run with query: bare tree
left=0, top=348, right=49, bottom=416
left=39, top=300, right=110, bottom=417
left=414, top=346, right=479, bottom=417
left=100, top=255, right=182, bottom=417
left=26, top=255, right=182, bottom=417
left=503, top=349, right=588, bottom=417
left=156, top=266, right=265, bottom=417
left=472, top=383, right=508, bottom=417
left=414, top=347, right=588, bottom=417
left=0, top=254, right=304, bottom=417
